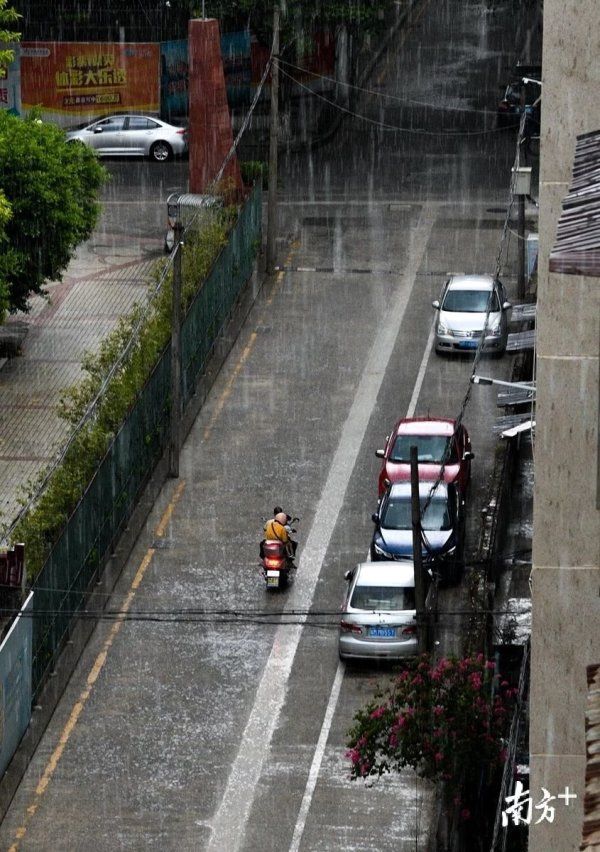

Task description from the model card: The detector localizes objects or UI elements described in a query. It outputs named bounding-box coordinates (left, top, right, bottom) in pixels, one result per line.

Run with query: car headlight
left=437, top=321, right=449, bottom=335
left=487, top=321, right=501, bottom=336
left=373, top=542, right=391, bottom=558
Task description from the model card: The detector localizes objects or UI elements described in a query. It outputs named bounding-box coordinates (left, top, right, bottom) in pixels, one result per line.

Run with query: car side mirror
left=371, top=513, right=379, bottom=524
left=93, top=126, right=103, bottom=133
left=344, top=570, right=354, bottom=582
left=432, top=300, right=440, bottom=310
left=502, top=300, right=512, bottom=311
left=463, top=451, right=474, bottom=461
left=375, top=449, right=385, bottom=458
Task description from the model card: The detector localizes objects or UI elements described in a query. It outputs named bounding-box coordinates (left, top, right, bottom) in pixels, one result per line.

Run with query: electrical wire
left=278, top=64, right=515, bottom=138
left=278, top=57, right=500, bottom=117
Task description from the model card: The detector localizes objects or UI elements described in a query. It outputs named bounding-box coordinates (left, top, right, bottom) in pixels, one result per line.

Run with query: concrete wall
left=531, top=0, right=600, bottom=849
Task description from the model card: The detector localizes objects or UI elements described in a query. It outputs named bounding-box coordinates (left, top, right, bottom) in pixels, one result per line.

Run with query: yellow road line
left=9, top=479, right=186, bottom=851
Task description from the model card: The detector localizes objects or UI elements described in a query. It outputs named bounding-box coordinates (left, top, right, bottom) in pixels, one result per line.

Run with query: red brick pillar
left=188, top=18, right=243, bottom=195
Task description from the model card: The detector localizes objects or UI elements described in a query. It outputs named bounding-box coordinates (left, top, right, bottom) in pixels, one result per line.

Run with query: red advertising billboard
left=21, top=42, right=159, bottom=126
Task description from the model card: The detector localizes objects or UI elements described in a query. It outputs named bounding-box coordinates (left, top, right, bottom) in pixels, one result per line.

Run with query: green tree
left=0, top=0, right=19, bottom=68
left=188, top=0, right=394, bottom=45
left=0, top=112, right=106, bottom=315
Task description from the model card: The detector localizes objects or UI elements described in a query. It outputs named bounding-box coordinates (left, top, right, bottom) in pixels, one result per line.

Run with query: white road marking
left=206, top=206, right=436, bottom=852
left=406, top=319, right=437, bottom=418
left=288, top=321, right=438, bottom=852
left=288, top=661, right=345, bottom=852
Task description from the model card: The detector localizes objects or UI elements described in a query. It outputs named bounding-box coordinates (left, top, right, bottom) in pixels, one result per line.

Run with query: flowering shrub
left=346, top=654, right=516, bottom=789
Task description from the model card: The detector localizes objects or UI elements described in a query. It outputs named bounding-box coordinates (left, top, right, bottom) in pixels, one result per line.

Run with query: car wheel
left=150, top=141, right=172, bottom=162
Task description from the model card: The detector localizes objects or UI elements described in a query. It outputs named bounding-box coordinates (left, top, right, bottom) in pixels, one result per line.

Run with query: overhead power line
left=278, top=64, right=514, bottom=138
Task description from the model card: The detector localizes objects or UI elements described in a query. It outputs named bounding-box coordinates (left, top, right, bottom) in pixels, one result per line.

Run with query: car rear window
left=350, top=585, right=415, bottom=610
left=390, top=434, right=454, bottom=463
left=442, top=289, right=499, bottom=312
left=381, top=496, right=451, bottom=531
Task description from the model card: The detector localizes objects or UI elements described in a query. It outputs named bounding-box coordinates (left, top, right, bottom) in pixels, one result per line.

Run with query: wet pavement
left=0, top=0, right=540, bottom=849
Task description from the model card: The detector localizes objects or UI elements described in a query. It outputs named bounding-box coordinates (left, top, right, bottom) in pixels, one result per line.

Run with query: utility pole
left=512, top=165, right=532, bottom=300
left=266, top=2, right=280, bottom=274
left=518, top=193, right=526, bottom=299
left=169, top=220, right=183, bottom=478
left=410, top=445, right=427, bottom=654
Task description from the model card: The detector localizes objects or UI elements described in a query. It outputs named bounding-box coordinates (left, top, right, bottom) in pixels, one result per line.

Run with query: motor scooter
left=259, top=517, right=299, bottom=590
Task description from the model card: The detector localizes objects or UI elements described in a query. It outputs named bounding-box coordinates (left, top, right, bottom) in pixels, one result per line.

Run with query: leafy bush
left=240, top=161, right=268, bottom=188
left=346, top=654, right=516, bottom=794
left=9, top=205, right=237, bottom=579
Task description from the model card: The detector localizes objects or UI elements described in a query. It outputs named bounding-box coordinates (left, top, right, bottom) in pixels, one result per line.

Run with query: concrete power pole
left=169, top=220, right=183, bottom=478
left=410, top=445, right=427, bottom=654
left=266, top=3, right=280, bottom=274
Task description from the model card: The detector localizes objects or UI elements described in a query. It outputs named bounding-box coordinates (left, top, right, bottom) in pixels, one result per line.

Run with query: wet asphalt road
left=0, top=0, right=540, bottom=849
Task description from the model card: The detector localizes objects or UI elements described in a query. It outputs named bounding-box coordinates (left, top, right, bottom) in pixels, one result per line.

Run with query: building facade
left=531, top=0, right=600, bottom=849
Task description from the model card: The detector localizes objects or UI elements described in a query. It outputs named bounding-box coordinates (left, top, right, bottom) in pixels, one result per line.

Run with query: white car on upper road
left=66, top=114, right=188, bottom=161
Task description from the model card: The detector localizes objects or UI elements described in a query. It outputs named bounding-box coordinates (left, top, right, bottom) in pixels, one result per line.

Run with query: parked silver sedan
left=432, top=273, right=511, bottom=355
left=66, top=114, right=188, bottom=161
left=338, top=561, right=417, bottom=661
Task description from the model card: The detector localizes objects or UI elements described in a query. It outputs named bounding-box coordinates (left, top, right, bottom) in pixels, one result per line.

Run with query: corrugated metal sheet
left=550, top=129, right=600, bottom=276
left=581, top=663, right=600, bottom=850
left=506, top=329, right=536, bottom=351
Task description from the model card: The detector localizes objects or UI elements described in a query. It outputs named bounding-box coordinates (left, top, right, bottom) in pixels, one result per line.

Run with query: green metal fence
left=31, top=184, right=262, bottom=697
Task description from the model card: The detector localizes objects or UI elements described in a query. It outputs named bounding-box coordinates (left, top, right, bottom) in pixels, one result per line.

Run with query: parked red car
left=375, top=417, right=473, bottom=497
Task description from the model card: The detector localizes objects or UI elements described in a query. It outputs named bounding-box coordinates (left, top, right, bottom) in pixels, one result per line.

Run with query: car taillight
left=402, top=625, right=417, bottom=636
left=383, top=478, right=391, bottom=488
left=176, top=128, right=187, bottom=135
left=264, top=558, right=281, bottom=569
left=340, top=620, right=362, bottom=635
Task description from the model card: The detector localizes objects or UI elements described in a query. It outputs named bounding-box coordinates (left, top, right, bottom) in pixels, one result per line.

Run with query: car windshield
left=381, top=496, right=452, bottom=531
left=350, top=585, right=415, bottom=610
left=442, top=289, right=499, bottom=312
left=390, top=434, right=454, bottom=464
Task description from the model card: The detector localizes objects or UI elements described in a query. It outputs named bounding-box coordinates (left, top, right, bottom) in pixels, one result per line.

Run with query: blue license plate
left=368, top=626, right=396, bottom=638
left=459, top=339, right=478, bottom=349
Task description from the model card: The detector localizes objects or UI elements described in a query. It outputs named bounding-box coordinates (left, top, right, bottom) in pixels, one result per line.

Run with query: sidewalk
left=0, top=225, right=163, bottom=529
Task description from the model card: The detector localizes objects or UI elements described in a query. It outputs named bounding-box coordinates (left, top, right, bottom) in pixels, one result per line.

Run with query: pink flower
left=433, top=705, right=444, bottom=717
left=359, top=761, right=371, bottom=776
left=485, top=660, right=495, bottom=670
left=469, top=673, right=483, bottom=690
left=434, top=752, right=444, bottom=763
left=346, top=748, right=360, bottom=765
left=370, top=706, right=386, bottom=720
left=412, top=674, right=424, bottom=686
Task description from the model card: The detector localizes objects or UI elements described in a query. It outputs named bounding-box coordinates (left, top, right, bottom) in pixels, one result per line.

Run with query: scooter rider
left=261, top=510, right=296, bottom=562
